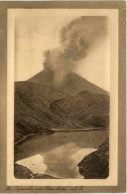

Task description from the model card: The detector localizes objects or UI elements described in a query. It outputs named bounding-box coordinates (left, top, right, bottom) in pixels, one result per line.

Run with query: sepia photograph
left=7, top=9, right=118, bottom=186
left=0, top=1, right=126, bottom=193
left=14, top=14, right=110, bottom=180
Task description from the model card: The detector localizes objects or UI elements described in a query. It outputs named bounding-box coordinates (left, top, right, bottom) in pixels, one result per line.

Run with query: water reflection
left=16, top=143, right=96, bottom=178
left=15, top=130, right=108, bottom=178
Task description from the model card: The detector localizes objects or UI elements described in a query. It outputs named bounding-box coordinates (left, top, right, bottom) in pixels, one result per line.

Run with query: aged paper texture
left=0, top=1, right=126, bottom=193
left=7, top=8, right=118, bottom=186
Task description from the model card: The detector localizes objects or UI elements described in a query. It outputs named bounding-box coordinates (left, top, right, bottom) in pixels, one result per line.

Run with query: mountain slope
left=15, top=81, right=109, bottom=143
left=49, top=91, right=109, bottom=128
left=28, top=70, right=108, bottom=96
left=14, top=81, right=67, bottom=143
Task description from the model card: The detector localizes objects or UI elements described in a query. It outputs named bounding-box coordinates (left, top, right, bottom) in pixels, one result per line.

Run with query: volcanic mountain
left=28, top=70, right=109, bottom=96
left=15, top=70, right=109, bottom=144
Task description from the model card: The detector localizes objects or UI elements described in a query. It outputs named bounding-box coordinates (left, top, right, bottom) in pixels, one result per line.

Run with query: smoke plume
left=43, top=16, right=108, bottom=85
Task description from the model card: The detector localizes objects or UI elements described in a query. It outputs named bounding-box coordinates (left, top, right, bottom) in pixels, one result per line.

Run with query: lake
left=15, top=129, right=109, bottom=179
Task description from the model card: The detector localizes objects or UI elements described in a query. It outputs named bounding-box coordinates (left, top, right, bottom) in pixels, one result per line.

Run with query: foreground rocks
left=14, top=163, right=58, bottom=179
left=78, top=138, right=109, bottom=179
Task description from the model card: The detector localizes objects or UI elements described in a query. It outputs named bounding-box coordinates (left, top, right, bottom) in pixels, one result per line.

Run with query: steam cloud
left=43, top=16, right=108, bottom=85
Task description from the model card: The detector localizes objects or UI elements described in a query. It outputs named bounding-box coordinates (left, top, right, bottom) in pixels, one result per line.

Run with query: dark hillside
left=14, top=81, right=66, bottom=143
left=49, top=91, right=109, bottom=128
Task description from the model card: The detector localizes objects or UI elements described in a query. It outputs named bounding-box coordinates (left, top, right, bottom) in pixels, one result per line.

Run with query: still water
left=15, top=129, right=108, bottom=179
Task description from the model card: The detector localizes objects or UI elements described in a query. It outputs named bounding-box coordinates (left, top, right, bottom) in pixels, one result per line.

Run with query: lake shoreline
left=15, top=128, right=108, bottom=147
left=14, top=131, right=54, bottom=146
left=52, top=127, right=108, bottom=132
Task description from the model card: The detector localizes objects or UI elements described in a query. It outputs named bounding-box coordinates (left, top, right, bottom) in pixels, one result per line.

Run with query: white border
left=7, top=9, right=118, bottom=186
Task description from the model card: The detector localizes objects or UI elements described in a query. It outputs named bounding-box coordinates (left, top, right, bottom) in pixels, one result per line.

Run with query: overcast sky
left=15, top=16, right=110, bottom=91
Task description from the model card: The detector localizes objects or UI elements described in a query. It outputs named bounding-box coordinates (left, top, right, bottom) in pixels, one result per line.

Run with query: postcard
left=0, top=1, right=126, bottom=193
